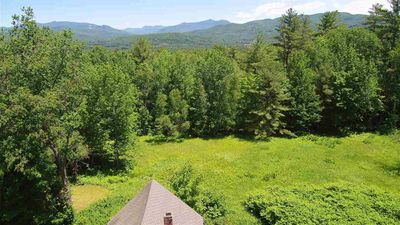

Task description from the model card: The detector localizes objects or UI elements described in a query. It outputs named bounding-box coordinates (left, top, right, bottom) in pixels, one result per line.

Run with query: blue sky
left=0, top=0, right=389, bottom=29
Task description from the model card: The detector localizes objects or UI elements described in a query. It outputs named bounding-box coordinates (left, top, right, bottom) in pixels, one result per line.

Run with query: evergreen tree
left=240, top=39, right=290, bottom=138
left=318, top=11, right=341, bottom=36
left=276, top=8, right=302, bottom=68
left=366, top=1, right=399, bottom=51
left=247, top=34, right=267, bottom=73
left=299, top=15, right=314, bottom=49
left=386, top=43, right=400, bottom=128
left=131, top=38, right=153, bottom=65
left=366, top=1, right=400, bottom=129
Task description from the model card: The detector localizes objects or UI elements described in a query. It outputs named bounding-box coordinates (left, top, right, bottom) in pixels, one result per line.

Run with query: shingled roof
left=107, top=180, right=204, bottom=225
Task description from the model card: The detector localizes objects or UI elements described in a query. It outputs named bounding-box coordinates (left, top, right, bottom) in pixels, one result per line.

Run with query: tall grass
left=74, top=133, right=400, bottom=225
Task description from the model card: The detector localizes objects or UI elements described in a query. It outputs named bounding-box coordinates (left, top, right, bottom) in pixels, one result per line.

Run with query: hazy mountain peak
left=124, top=19, right=231, bottom=35
left=158, top=19, right=231, bottom=33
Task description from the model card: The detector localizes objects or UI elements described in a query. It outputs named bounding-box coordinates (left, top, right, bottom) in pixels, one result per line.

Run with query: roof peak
left=108, top=180, right=203, bottom=225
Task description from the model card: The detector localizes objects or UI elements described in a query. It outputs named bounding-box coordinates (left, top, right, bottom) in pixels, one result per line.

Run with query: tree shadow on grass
left=142, top=130, right=355, bottom=146
left=144, top=133, right=259, bottom=145
left=382, top=162, right=400, bottom=176
left=73, top=155, right=133, bottom=180
left=144, top=135, right=185, bottom=144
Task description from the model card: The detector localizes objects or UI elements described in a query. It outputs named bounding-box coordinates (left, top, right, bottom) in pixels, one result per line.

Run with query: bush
left=245, top=183, right=400, bottom=224
left=170, top=164, right=201, bottom=208
left=170, top=164, right=227, bottom=223
left=196, top=191, right=227, bottom=220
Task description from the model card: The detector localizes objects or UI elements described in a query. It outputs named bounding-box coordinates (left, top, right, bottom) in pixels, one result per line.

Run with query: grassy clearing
left=71, top=185, right=110, bottom=212
left=73, top=133, right=400, bottom=224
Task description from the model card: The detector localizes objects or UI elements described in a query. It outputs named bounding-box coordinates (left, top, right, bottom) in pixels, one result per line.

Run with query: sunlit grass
left=74, top=133, right=400, bottom=225
left=71, top=184, right=110, bottom=212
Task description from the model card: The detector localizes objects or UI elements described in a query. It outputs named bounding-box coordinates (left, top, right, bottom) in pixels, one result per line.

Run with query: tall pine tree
left=318, top=11, right=341, bottom=36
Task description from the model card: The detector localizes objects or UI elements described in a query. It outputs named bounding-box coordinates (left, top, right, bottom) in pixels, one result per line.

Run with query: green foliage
left=318, top=11, right=341, bottom=35
left=170, top=164, right=201, bottom=208
left=0, top=89, right=76, bottom=225
left=366, top=1, right=400, bottom=130
left=170, top=164, right=227, bottom=222
left=313, top=28, right=383, bottom=132
left=131, top=38, right=153, bottom=64
left=153, top=89, right=190, bottom=138
left=245, top=184, right=400, bottom=224
left=0, top=8, right=89, bottom=224
left=197, top=191, right=227, bottom=222
left=240, top=39, right=290, bottom=138
left=189, top=79, right=208, bottom=136
left=2, top=4, right=400, bottom=225
left=302, top=134, right=342, bottom=148
left=74, top=195, right=128, bottom=225
left=197, top=49, right=240, bottom=135
left=75, top=134, right=400, bottom=225
left=276, top=8, right=302, bottom=68
left=168, top=89, right=190, bottom=134
left=286, top=51, right=322, bottom=132
left=366, top=1, right=400, bottom=51
left=80, top=63, right=138, bottom=159
left=85, top=13, right=365, bottom=49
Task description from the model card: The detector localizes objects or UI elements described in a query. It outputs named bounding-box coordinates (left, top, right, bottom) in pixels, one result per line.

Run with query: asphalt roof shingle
left=107, top=180, right=204, bottom=225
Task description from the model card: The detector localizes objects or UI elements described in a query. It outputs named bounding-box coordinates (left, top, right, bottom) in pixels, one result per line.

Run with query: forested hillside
left=2, top=12, right=365, bottom=48
left=39, top=21, right=131, bottom=41
left=1, top=1, right=400, bottom=225
left=92, top=12, right=366, bottom=48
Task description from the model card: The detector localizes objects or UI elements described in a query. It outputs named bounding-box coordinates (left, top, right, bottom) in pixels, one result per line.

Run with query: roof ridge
left=139, top=180, right=155, bottom=225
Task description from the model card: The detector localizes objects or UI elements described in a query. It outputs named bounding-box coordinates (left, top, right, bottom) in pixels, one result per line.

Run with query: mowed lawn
left=73, top=133, right=400, bottom=225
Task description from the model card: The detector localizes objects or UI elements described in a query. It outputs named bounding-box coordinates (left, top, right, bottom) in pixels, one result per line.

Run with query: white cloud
left=235, top=0, right=328, bottom=23
left=233, top=0, right=391, bottom=24
left=339, top=0, right=390, bottom=14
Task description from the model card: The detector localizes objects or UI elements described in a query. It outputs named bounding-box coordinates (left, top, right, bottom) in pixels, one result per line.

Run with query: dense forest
left=1, top=1, right=400, bottom=224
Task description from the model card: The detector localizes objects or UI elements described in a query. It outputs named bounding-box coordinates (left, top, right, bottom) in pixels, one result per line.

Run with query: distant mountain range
left=124, top=19, right=230, bottom=35
left=124, top=25, right=166, bottom=35
left=158, top=19, right=230, bottom=33
left=1, top=13, right=367, bottom=48
left=34, top=19, right=231, bottom=41
left=38, top=21, right=129, bottom=40
left=95, top=12, right=366, bottom=49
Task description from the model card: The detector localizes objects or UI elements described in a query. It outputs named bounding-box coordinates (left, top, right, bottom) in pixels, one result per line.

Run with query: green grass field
left=73, top=133, right=400, bottom=225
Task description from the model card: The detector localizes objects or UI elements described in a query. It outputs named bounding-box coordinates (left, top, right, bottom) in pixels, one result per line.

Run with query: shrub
left=170, top=164, right=227, bottom=223
left=196, top=191, right=227, bottom=220
left=170, top=164, right=201, bottom=208
left=245, top=183, right=400, bottom=224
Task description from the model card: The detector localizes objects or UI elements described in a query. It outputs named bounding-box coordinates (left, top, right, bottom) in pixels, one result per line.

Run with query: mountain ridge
left=158, top=19, right=230, bottom=33
left=93, top=12, right=366, bottom=49
left=124, top=19, right=231, bottom=35
left=1, top=12, right=367, bottom=48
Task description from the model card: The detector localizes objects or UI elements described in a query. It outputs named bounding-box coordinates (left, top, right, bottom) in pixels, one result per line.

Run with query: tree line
left=1, top=1, right=399, bottom=224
